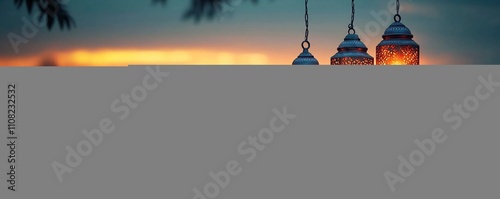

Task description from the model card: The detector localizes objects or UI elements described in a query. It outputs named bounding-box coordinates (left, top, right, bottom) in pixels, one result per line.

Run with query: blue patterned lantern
left=331, top=0, right=374, bottom=65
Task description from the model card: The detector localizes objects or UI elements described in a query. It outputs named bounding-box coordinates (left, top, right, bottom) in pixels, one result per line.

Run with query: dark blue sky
left=1, top=0, right=500, bottom=65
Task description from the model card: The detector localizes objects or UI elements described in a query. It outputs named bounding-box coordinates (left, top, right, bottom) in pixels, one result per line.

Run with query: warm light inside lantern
left=376, top=22, right=420, bottom=65
left=376, top=0, right=420, bottom=65
left=331, top=34, right=374, bottom=65
left=331, top=56, right=374, bottom=65
left=391, top=60, right=402, bottom=65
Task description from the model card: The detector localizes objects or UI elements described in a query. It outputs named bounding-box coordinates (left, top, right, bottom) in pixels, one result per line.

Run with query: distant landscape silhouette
left=11, top=0, right=261, bottom=31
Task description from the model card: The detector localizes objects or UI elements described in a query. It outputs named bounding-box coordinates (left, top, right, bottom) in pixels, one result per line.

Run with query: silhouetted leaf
left=152, top=0, right=168, bottom=5
left=26, top=0, right=34, bottom=13
left=47, top=15, right=54, bottom=30
left=182, top=0, right=260, bottom=22
left=13, top=0, right=75, bottom=31
left=56, top=8, right=75, bottom=30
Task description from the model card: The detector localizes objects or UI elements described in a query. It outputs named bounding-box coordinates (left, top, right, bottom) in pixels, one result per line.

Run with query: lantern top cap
left=331, top=33, right=373, bottom=60
left=382, top=21, right=413, bottom=38
left=293, top=48, right=319, bottom=65
left=337, top=33, right=368, bottom=50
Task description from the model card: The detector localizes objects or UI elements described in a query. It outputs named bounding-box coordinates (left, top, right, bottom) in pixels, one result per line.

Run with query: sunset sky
left=1, top=0, right=499, bottom=66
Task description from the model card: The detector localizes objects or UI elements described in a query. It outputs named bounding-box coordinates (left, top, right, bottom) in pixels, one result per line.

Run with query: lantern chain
left=302, top=0, right=311, bottom=49
left=396, top=0, right=400, bottom=15
left=348, top=0, right=355, bottom=34
left=394, top=0, right=401, bottom=22
left=304, top=0, right=309, bottom=42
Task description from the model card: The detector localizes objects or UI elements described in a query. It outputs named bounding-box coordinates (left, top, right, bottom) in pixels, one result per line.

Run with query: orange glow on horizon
left=0, top=48, right=273, bottom=66
left=0, top=56, right=41, bottom=66
left=58, top=48, right=271, bottom=66
left=0, top=47, right=440, bottom=66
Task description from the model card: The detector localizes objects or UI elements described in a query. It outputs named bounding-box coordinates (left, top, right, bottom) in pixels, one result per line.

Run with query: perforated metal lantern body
left=331, top=34, right=374, bottom=65
left=293, top=47, right=319, bottom=65
left=376, top=21, right=420, bottom=65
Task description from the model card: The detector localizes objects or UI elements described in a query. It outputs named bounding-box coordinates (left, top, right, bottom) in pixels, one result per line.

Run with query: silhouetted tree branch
left=12, top=0, right=261, bottom=31
left=181, top=0, right=259, bottom=22
left=14, top=0, right=75, bottom=30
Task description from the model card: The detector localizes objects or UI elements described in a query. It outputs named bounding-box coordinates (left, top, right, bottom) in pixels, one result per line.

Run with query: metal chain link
left=300, top=0, right=311, bottom=50
left=304, top=0, right=309, bottom=42
left=348, top=0, right=355, bottom=34
left=396, top=0, right=400, bottom=15
left=394, top=0, right=401, bottom=22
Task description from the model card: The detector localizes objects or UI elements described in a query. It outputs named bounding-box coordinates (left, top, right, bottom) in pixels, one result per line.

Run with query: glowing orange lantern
left=376, top=0, right=419, bottom=65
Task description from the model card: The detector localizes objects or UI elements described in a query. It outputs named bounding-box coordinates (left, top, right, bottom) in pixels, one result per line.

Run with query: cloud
left=450, top=4, right=500, bottom=26
left=401, top=2, right=440, bottom=18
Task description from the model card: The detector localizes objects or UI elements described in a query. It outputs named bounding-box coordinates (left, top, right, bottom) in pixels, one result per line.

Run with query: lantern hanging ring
left=302, top=40, right=311, bottom=50
left=394, top=14, right=401, bottom=22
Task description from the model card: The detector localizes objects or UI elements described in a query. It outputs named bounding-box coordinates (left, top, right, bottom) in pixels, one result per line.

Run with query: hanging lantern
left=331, top=0, right=373, bottom=65
left=293, top=0, right=319, bottom=65
left=376, top=0, right=419, bottom=65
